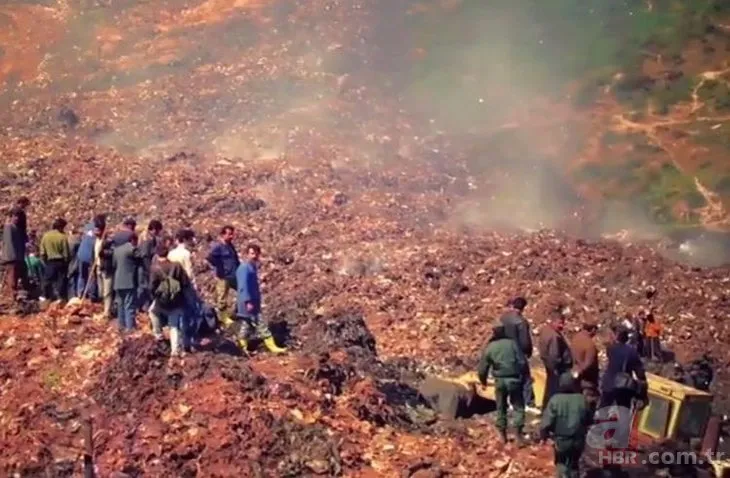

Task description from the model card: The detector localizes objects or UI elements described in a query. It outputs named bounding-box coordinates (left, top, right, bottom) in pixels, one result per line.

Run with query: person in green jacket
left=539, top=372, right=593, bottom=478
left=477, top=320, right=527, bottom=446
left=39, top=218, right=71, bottom=301
left=24, top=247, right=44, bottom=299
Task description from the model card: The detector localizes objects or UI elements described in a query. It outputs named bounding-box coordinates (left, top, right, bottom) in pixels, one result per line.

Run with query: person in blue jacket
left=234, top=243, right=285, bottom=354
left=206, top=225, right=239, bottom=321
left=599, top=326, right=647, bottom=409
left=76, top=214, right=106, bottom=299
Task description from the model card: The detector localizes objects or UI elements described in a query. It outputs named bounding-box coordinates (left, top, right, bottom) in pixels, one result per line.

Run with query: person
left=500, top=296, right=537, bottom=413
left=643, top=313, right=663, bottom=361
left=26, top=229, right=38, bottom=254
left=538, top=313, right=574, bottom=409
left=112, top=233, right=140, bottom=330
left=539, top=373, right=593, bottom=478
left=168, top=229, right=196, bottom=288
left=25, top=247, right=44, bottom=297
left=599, top=326, right=647, bottom=409
left=168, top=229, right=199, bottom=348
left=477, top=319, right=527, bottom=445
left=137, top=219, right=163, bottom=311
left=96, top=229, right=115, bottom=319
left=15, top=197, right=30, bottom=245
left=207, top=225, right=239, bottom=322
left=687, top=354, right=714, bottom=391
left=111, top=216, right=136, bottom=247
left=76, top=215, right=106, bottom=299
left=622, top=313, right=644, bottom=357
left=2, top=208, right=26, bottom=300
left=39, top=218, right=71, bottom=301
left=67, top=226, right=82, bottom=299
left=235, top=243, right=286, bottom=354
left=15, top=197, right=31, bottom=291
left=570, top=321, right=600, bottom=412
left=149, top=243, right=191, bottom=358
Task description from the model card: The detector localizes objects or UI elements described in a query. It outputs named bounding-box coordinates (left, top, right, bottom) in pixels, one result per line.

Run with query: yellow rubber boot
left=220, top=313, right=234, bottom=328
left=263, top=337, right=287, bottom=354
left=237, top=338, right=249, bottom=353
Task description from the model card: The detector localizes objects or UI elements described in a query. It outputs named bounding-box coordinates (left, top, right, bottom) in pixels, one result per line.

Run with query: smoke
left=1, top=0, right=728, bottom=260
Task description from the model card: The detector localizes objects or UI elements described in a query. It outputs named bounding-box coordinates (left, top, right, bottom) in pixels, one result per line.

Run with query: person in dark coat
left=149, top=243, right=191, bottom=358
left=111, top=216, right=136, bottom=247
left=478, top=319, right=527, bottom=446
left=599, top=327, right=647, bottom=409
left=500, top=296, right=536, bottom=411
left=622, top=313, right=644, bottom=357
left=688, top=354, right=714, bottom=392
left=207, top=225, right=239, bottom=321
left=2, top=208, right=26, bottom=300
left=112, top=234, right=140, bottom=330
left=14, top=197, right=30, bottom=245
left=97, top=231, right=115, bottom=318
left=15, top=197, right=31, bottom=291
left=538, top=314, right=574, bottom=409
left=137, top=219, right=163, bottom=312
left=540, top=373, right=593, bottom=478
left=570, top=321, right=600, bottom=411
left=67, top=226, right=82, bottom=298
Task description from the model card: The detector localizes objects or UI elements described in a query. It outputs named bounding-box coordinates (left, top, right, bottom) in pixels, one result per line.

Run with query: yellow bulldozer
left=447, top=363, right=730, bottom=477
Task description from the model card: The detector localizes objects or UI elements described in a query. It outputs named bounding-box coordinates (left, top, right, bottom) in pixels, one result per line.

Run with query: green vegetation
left=641, top=162, right=706, bottom=222
left=716, top=175, right=730, bottom=194
left=410, top=0, right=730, bottom=85
left=574, top=159, right=708, bottom=223
left=697, top=79, right=730, bottom=111
left=652, top=76, right=696, bottom=114
left=573, top=158, right=645, bottom=189
left=404, top=0, right=730, bottom=224
left=406, top=0, right=730, bottom=116
left=693, top=121, right=730, bottom=149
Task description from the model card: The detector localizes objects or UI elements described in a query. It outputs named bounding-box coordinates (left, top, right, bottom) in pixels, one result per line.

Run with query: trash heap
left=0, top=304, right=554, bottom=476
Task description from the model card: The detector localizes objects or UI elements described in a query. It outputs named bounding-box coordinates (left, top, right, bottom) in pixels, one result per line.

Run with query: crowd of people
left=0, top=197, right=287, bottom=358
left=477, top=297, right=674, bottom=477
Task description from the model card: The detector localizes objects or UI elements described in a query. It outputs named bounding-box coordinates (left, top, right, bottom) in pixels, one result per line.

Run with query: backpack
left=154, top=273, right=182, bottom=308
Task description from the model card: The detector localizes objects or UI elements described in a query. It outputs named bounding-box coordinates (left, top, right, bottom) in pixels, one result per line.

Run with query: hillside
left=2, top=0, right=730, bottom=476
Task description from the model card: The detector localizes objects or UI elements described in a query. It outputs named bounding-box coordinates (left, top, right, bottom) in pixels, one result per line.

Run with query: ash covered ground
left=1, top=0, right=730, bottom=476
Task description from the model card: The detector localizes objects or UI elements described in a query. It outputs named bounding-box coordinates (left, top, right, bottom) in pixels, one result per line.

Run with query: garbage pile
left=1, top=132, right=729, bottom=477
left=0, top=303, right=555, bottom=476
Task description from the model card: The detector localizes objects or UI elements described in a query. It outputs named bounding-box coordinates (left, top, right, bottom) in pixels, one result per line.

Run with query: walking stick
left=80, top=263, right=97, bottom=301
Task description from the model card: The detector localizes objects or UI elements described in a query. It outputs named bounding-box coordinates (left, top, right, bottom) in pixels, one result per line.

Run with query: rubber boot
left=263, top=337, right=287, bottom=354
left=220, top=313, right=234, bottom=328
left=237, top=338, right=249, bottom=354
left=498, top=429, right=508, bottom=444
left=515, top=430, right=526, bottom=448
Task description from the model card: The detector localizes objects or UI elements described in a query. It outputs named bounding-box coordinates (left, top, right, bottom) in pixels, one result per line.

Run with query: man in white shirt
left=167, top=229, right=198, bottom=349
left=168, top=229, right=196, bottom=287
